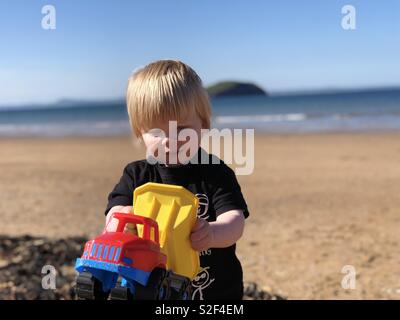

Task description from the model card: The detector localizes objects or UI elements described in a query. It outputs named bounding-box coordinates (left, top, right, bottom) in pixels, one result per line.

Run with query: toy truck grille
left=84, top=243, right=121, bottom=262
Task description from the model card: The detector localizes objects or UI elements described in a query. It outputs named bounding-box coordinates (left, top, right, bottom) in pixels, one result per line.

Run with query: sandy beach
left=1, top=133, right=400, bottom=299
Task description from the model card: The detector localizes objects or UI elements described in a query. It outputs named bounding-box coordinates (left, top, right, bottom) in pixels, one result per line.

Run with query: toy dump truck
left=75, top=182, right=200, bottom=300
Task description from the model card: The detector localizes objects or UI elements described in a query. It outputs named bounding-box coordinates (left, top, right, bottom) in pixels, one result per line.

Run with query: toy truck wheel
left=75, top=272, right=110, bottom=300
left=110, top=281, right=134, bottom=300
left=136, top=268, right=170, bottom=300
left=169, top=279, right=192, bottom=300
left=158, top=275, right=170, bottom=300
left=181, top=282, right=193, bottom=300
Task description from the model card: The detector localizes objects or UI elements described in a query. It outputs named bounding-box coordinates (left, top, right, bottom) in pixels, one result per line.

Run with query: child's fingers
left=123, top=223, right=137, bottom=234
left=105, top=217, right=119, bottom=232
left=119, top=206, right=133, bottom=213
left=105, top=206, right=133, bottom=231
left=191, top=242, right=204, bottom=252
left=191, top=237, right=210, bottom=252
left=192, top=218, right=206, bottom=232
left=190, top=228, right=209, bottom=242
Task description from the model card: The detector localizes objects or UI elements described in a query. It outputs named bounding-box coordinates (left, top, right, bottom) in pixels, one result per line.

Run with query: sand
left=1, top=133, right=400, bottom=299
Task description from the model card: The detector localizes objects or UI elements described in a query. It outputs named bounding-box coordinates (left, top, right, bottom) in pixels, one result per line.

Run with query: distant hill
left=206, top=81, right=268, bottom=97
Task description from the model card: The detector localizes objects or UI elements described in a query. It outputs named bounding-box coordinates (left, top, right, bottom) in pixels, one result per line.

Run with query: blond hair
left=126, top=60, right=212, bottom=137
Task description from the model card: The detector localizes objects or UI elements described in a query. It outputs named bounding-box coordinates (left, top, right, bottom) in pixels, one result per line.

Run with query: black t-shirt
left=105, top=147, right=250, bottom=300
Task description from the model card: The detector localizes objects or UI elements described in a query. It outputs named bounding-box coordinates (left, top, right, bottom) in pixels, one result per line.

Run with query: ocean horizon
left=1, top=87, right=400, bottom=137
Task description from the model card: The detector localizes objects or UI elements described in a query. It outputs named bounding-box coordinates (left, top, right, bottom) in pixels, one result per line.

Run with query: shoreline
left=2, top=128, right=400, bottom=141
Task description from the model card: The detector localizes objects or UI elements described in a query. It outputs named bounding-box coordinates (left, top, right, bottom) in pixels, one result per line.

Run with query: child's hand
left=190, top=218, right=214, bottom=252
left=105, top=205, right=133, bottom=232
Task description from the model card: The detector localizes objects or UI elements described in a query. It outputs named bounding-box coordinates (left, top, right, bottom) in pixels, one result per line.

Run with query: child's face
left=140, top=108, right=203, bottom=165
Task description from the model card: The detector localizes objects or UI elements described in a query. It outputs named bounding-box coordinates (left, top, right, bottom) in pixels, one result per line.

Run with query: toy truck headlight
left=122, top=257, right=133, bottom=265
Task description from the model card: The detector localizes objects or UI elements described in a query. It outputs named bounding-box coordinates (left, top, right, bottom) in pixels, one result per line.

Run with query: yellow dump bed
left=132, top=182, right=200, bottom=280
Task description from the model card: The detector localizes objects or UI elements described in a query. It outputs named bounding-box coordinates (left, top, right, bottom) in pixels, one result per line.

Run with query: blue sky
left=0, top=0, right=399, bottom=106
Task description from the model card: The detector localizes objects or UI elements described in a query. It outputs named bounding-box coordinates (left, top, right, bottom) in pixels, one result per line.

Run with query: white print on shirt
left=191, top=267, right=215, bottom=300
left=199, top=249, right=212, bottom=256
left=195, top=193, right=209, bottom=220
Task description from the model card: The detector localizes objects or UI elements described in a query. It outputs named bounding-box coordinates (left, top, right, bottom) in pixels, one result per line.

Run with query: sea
left=1, top=88, right=400, bottom=137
